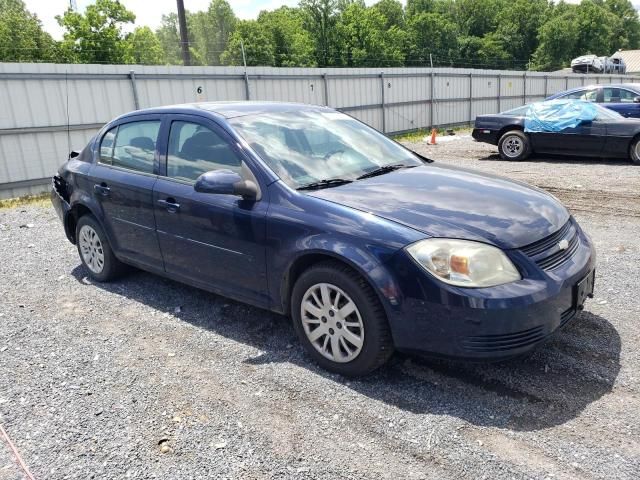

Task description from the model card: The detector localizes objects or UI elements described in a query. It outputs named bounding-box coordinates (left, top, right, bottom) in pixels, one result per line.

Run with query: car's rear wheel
left=291, top=261, right=394, bottom=376
left=629, top=137, right=640, bottom=165
left=498, top=130, right=531, bottom=161
left=76, top=214, right=126, bottom=282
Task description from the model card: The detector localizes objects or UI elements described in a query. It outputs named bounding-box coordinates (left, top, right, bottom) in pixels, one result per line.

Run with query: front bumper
left=385, top=225, right=596, bottom=359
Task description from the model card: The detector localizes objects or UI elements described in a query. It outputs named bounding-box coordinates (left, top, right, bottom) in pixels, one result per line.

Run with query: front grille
left=520, top=219, right=579, bottom=271
left=462, top=325, right=546, bottom=353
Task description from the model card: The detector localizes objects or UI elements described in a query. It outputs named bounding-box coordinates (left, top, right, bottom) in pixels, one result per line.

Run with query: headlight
left=406, top=238, right=521, bottom=287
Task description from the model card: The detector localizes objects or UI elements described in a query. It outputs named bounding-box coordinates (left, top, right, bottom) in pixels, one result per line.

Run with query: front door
left=530, top=121, right=607, bottom=156
left=89, top=117, right=163, bottom=270
left=152, top=116, right=269, bottom=306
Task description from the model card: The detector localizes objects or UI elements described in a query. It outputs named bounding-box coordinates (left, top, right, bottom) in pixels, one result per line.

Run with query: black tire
left=291, top=261, right=394, bottom=376
left=75, top=214, right=126, bottom=282
left=630, top=137, right=640, bottom=165
left=498, top=130, right=531, bottom=161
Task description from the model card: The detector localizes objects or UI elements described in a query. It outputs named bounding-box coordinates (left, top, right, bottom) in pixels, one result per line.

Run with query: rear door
left=601, top=87, right=640, bottom=118
left=89, top=116, right=163, bottom=270
left=152, top=115, right=269, bottom=306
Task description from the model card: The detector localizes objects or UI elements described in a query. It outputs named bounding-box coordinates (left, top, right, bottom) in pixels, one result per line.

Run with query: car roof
left=560, top=83, right=640, bottom=93
left=118, top=101, right=330, bottom=121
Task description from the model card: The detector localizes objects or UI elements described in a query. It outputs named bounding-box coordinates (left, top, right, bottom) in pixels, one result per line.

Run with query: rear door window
left=100, top=120, right=160, bottom=174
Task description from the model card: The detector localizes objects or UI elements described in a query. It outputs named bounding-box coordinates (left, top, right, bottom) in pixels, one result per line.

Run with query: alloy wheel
left=502, top=135, right=524, bottom=158
left=300, top=283, right=364, bottom=363
left=78, top=225, right=105, bottom=274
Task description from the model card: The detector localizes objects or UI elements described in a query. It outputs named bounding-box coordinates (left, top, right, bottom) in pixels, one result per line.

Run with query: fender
left=65, top=190, right=114, bottom=247
left=276, top=239, right=404, bottom=319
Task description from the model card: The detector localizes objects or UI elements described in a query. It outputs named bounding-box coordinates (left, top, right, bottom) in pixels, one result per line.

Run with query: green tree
left=220, top=20, right=275, bottom=66
left=0, top=0, right=57, bottom=62
left=125, top=26, right=164, bottom=65
left=446, top=0, right=506, bottom=38
left=407, top=12, right=459, bottom=66
left=405, top=0, right=435, bottom=18
left=190, top=0, right=236, bottom=65
left=602, top=0, right=640, bottom=49
left=336, top=2, right=406, bottom=66
left=494, top=0, right=549, bottom=65
left=532, top=0, right=620, bottom=71
left=56, top=0, right=135, bottom=64
left=458, top=34, right=512, bottom=69
left=300, top=0, right=340, bottom=66
left=258, top=7, right=316, bottom=67
left=372, top=0, right=405, bottom=29
left=155, top=13, right=183, bottom=65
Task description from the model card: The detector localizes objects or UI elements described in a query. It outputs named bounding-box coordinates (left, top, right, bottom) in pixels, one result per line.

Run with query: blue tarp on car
left=524, top=99, right=598, bottom=133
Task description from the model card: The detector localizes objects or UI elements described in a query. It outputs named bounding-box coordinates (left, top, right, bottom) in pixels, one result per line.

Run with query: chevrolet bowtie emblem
left=558, top=239, right=569, bottom=251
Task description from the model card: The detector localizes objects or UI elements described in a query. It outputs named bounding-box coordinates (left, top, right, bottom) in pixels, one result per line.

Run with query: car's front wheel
left=629, top=137, right=640, bottom=165
left=291, top=261, right=394, bottom=376
left=76, top=214, right=126, bottom=282
left=498, top=130, right=531, bottom=161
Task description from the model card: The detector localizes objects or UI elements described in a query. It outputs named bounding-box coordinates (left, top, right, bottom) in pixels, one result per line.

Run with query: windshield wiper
left=356, top=163, right=415, bottom=180
left=296, top=178, right=353, bottom=191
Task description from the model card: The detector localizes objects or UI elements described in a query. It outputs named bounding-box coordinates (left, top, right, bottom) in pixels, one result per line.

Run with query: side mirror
left=633, top=96, right=640, bottom=103
left=194, top=169, right=258, bottom=200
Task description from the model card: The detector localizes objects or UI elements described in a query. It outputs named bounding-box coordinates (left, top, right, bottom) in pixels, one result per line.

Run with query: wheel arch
left=497, top=124, right=525, bottom=141
left=280, top=250, right=394, bottom=318
left=65, top=201, right=99, bottom=244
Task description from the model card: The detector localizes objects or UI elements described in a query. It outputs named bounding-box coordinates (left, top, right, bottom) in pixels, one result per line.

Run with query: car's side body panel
left=473, top=112, right=640, bottom=159
left=264, top=181, right=425, bottom=316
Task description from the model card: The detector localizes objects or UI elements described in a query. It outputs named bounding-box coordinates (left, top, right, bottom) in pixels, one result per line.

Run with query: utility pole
left=240, top=39, right=250, bottom=100
left=176, top=0, right=191, bottom=66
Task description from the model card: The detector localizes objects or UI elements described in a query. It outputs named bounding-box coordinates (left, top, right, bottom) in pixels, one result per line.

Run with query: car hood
left=307, top=164, right=569, bottom=249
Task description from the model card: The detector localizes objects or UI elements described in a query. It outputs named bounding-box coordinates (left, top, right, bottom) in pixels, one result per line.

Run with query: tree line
left=1, top=0, right=639, bottom=71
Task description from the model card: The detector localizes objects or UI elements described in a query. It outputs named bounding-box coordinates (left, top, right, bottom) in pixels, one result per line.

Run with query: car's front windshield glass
left=229, top=110, right=422, bottom=188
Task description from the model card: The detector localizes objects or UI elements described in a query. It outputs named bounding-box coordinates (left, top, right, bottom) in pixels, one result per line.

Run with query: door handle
left=157, top=198, right=180, bottom=213
left=93, top=183, right=111, bottom=197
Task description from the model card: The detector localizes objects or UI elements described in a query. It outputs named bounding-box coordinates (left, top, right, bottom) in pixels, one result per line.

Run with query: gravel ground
left=1, top=136, right=639, bottom=479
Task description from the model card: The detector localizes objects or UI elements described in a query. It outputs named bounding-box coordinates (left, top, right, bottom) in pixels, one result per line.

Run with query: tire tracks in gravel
left=536, top=185, right=640, bottom=218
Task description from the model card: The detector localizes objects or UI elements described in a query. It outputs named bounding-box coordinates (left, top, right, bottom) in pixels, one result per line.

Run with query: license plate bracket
left=573, top=270, right=595, bottom=310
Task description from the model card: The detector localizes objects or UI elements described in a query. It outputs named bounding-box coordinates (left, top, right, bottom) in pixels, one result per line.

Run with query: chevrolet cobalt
left=52, top=102, right=595, bottom=376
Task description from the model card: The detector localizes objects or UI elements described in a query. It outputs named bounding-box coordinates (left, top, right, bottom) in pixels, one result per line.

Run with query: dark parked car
left=546, top=83, right=640, bottom=118
left=473, top=102, right=640, bottom=164
left=52, top=102, right=595, bottom=376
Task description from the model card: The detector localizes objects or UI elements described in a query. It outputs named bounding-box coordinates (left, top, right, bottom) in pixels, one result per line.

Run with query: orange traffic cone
left=429, top=128, right=437, bottom=145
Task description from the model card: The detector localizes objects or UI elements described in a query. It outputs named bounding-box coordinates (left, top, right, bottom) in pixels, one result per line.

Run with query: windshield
left=229, top=110, right=422, bottom=188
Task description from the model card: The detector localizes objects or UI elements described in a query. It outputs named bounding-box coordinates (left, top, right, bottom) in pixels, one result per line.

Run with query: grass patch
left=392, top=125, right=473, bottom=143
left=0, top=192, right=50, bottom=209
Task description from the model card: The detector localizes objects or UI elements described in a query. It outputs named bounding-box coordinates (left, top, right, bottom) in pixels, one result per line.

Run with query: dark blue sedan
left=51, top=102, right=595, bottom=376
left=546, top=83, right=640, bottom=118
